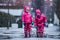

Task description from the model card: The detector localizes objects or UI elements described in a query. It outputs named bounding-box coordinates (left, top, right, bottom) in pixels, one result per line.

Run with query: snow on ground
left=0, top=38, right=60, bottom=40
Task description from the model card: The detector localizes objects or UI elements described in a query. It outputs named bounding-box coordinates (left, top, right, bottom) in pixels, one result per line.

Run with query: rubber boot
left=25, top=33, right=27, bottom=38
left=37, top=32, right=39, bottom=37
left=40, top=32, right=43, bottom=38
left=29, top=33, right=31, bottom=37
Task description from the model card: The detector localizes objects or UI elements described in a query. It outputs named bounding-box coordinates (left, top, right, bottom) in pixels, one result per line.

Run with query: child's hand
left=22, top=21, right=24, bottom=24
left=35, top=26, right=37, bottom=28
left=44, top=22, right=48, bottom=27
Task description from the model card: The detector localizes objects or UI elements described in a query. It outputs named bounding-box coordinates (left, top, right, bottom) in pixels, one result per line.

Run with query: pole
left=7, top=0, right=10, bottom=29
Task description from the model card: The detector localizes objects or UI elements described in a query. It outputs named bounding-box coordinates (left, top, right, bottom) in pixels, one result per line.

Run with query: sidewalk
left=0, top=24, right=60, bottom=40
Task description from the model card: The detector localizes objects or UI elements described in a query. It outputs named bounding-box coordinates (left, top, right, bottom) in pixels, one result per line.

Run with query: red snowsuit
left=34, top=9, right=47, bottom=37
left=22, top=6, right=32, bottom=34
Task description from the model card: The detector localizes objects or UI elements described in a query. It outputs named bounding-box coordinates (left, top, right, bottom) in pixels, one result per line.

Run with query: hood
left=24, top=6, right=30, bottom=13
left=36, top=9, right=41, bottom=14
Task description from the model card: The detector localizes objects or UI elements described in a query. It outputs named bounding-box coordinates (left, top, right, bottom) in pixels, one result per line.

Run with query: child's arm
left=22, top=13, right=25, bottom=22
left=22, top=13, right=25, bottom=25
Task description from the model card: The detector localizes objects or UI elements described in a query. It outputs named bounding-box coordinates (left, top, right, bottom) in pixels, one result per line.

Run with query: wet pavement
left=0, top=24, right=60, bottom=40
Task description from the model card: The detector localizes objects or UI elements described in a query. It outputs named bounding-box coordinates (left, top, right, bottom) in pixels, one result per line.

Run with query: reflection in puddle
left=0, top=35, right=12, bottom=39
left=47, top=35, right=60, bottom=39
left=0, top=34, right=60, bottom=40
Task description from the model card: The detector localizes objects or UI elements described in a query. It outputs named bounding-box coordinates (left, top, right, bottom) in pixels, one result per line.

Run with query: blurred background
left=0, top=0, right=60, bottom=27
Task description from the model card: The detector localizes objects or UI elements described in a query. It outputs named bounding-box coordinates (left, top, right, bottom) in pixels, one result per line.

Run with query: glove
left=45, top=23, right=48, bottom=27
left=35, top=26, right=37, bottom=28
left=32, top=22, right=34, bottom=25
left=22, top=21, right=24, bottom=25
left=44, top=22, right=48, bottom=27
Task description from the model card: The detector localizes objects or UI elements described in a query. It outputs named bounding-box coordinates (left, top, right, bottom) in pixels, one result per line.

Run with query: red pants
left=37, top=24, right=44, bottom=32
left=24, top=23, right=31, bottom=34
left=36, top=24, right=44, bottom=37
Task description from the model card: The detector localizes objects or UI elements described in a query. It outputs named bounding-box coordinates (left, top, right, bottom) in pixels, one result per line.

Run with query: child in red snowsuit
left=22, top=6, right=32, bottom=37
left=34, top=9, right=47, bottom=37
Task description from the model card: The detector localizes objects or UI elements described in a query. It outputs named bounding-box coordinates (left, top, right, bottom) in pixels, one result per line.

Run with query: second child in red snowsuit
left=34, top=9, right=47, bottom=37
left=22, top=6, right=32, bottom=37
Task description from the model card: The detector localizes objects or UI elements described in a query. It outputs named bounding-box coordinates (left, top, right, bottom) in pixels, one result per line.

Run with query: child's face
left=26, top=8, right=30, bottom=12
left=37, top=13, right=41, bottom=17
left=37, top=13, right=41, bottom=16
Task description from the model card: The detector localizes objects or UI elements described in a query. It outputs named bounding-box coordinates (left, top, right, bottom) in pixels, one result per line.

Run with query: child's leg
left=40, top=27, right=44, bottom=37
left=28, top=23, right=31, bottom=37
left=36, top=32, right=39, bottom=37
left=40, top=25, right=44, bottom=37
left=36, top=26, right=44, bottom=37
left=24, top=31, right=27, bottom=37
left=24, top=23, right=27, bottom=37
left=40, top=32, right=43, bottom=37
left=39, top=25, right=44, bottom=37
left=36, top=28, right=40, bottom=37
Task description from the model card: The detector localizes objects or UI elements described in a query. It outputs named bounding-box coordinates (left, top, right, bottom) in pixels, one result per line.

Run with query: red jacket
left=22, top=6, right=32, bottom=23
